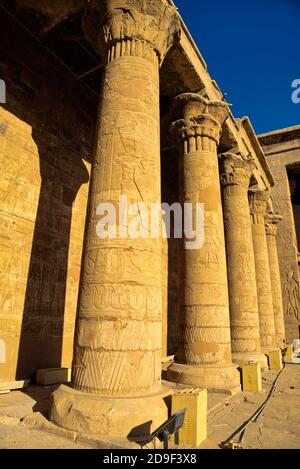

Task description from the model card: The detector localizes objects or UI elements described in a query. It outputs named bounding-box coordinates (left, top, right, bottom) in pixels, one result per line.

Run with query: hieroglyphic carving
left=72, top=0, right=180, bottom=397
left=166, top=93, right=240, bottom=390
left=265, top=212, right=286, bottom=343
left=79, top=284, right=161, bottom=320
left=219, top=153, right=263, bottom=363
left=249, top=189, right=276, bottom=350
left=83, top=246, right=160, bottom=278
left=0, top=11, right=96, bottom=381
left=249, top=188, right=270, bottom=224
left=283, top=271, right=300, bottom=321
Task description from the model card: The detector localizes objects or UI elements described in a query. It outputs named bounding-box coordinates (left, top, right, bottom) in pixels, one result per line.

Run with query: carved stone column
left=265, top=213, right=286, bottom=346
left=51, top=0, right=180, bottom=439
left=220, top=154, right=267, bottom=368
left=249, top=190, right=277, bottom=352
left=166, top=94, right=240, bottom=394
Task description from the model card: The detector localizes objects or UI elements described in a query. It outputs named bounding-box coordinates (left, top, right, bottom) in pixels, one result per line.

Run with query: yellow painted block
left=268, top=350, right=283, bottom=370
left=36, top=368, right=71, bottom=386
left=172, top=388, right=207, bottom=447
left=241, top=362, right=262, bottom=392
left=285, top=344, right=293, bottom=361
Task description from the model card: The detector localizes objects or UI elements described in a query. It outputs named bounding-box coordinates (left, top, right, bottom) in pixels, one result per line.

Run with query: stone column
left=265, top=213, right=286, bottom=346
left=219, top=154, right=267, bottom=368
left=51, top=0, right=180, bottom=439
left=249, top=190, right=277, bottom=352
left=166, top=94, right=240, bottom=394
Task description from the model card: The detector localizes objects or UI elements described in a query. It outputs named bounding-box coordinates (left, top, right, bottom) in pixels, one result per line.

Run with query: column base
left=166, top=362, right=241, bottom=395
left=50, top=384, right=170, bottom=440
left=232, top=351, right=268, bottom=370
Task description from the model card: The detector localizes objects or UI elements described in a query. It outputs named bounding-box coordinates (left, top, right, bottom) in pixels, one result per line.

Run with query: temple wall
left=259, top=128, right=300, bottom=340
left=0, top=17, right=97, bottom=382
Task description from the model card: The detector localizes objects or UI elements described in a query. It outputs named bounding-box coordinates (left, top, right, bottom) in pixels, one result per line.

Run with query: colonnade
left=50, top=0, right=286, bottom=438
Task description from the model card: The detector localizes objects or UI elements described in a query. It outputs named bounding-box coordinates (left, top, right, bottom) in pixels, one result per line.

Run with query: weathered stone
left=265, top=213, right=286, bottom=346
left=259, top=127, right=300, bottom=341
left=51, top=0, right=180, bottom=439
left=1, top=0, right=298, bottom=444
left=36, top=368, right=71, bottom=386
left=0, top=13, right=96, bottom=383
left=51, top=384, right=171, bottom=439
left=220, top=153, right=267, bottom=368
left=249, top=189, right=277, bottom=352
left=166, top=93, right=240, bottom=394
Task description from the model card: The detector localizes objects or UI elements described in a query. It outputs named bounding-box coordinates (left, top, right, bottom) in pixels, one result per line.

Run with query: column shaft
left=249, top=190, right=277, bottom=351
left=73, top=43, right=162, bottom=396
left=265, top=214, right=286, bottom=345
left=51, top=0, right=181, bottom=439
left=167, top=94, right=240, bottom=393
left=220, top=154, right=267, bottom=368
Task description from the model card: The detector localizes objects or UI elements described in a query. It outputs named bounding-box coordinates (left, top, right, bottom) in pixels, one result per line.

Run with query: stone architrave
left=249, top=189, right=277, bottom=352
left=50, top=0, right=181, bottom=439
left=219, top=153, right=267, bottom=368
left=265, top=213, right=286, bottom=346
left=166, top=94, right=240, bottom=394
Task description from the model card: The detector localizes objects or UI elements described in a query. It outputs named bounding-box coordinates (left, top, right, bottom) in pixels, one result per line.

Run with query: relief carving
left=283, top=271, right=300, bottom=321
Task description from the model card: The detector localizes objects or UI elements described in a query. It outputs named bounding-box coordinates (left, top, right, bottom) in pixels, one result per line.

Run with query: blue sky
left=174, top=0, right=300, bottom=134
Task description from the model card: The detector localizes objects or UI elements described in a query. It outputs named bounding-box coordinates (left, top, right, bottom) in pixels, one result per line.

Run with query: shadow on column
left=161, top=143, right=181, bottom=357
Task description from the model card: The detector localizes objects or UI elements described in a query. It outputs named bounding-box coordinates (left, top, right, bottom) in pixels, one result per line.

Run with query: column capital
left=83, top=0, right=181, bottom=64
left=249, top=189, right=270, bottom=223
left=219, top=153, right=255, bottom=188
left=265, top=212, right=283, bottom=236
left=170, top=93, right=230, bottom=145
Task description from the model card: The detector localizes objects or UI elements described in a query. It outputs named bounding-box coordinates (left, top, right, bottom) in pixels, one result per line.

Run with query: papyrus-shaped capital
left=83, top=0, right=181, bottom=64
left=170, top=93, right=230, bottom=145
left=219, top=153, right=255, bottom=188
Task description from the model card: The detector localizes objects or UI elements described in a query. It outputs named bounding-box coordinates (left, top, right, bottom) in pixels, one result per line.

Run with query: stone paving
left=0, top=364, right=299, bottom=449
left=200, top=363, right=300, bottom=449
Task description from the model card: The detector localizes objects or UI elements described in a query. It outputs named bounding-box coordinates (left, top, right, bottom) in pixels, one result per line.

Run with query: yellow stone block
left=241, top=362, right=262, bottom=392
left=36, top=368, right=71, bottom=386
left=268, top=350, right=283, bottom=370
left=285, top=344, right=293, bottom=361
left=171, top=388, right=207, bottom=447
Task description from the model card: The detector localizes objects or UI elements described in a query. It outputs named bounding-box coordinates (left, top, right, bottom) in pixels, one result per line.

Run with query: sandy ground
left=0, top=363, right=299, bottom=449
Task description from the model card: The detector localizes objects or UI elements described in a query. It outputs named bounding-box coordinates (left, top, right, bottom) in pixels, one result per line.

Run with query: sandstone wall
left=259, top=128, right=300, bottom=340
left=0, top=16, right=97, bottom=381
